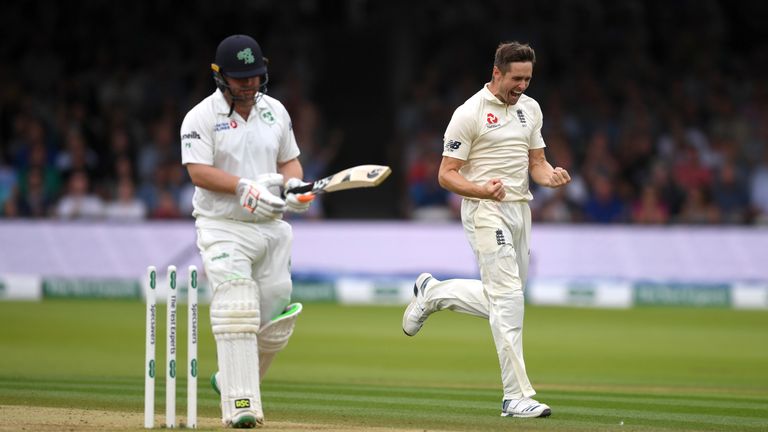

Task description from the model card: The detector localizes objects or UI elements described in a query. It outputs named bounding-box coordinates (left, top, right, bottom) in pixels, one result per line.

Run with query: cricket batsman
left=180, top=34, right=314, bottom=428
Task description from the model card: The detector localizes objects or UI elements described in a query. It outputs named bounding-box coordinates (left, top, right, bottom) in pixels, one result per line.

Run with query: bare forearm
left=438, top=156, right=505, bottom=200
left=186, top=163, right=239, bottom=195
left=438, top=169, right=485, bottom=198
left=529, top=159, right=555, bottom=186
left=278, top=158, right=304, bottom=181
left=528, top=149, right=571, bottom=188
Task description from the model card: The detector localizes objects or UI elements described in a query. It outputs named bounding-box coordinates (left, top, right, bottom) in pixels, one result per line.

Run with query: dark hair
left=494, top=42, right=536, bottom=72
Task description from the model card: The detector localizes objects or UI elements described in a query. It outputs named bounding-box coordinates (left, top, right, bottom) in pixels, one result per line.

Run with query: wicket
left=144, top=265, right=198, bottom=429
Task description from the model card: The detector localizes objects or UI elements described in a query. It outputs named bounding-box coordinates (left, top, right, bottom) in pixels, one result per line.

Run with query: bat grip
left=285, top=183, right=314, bottom=195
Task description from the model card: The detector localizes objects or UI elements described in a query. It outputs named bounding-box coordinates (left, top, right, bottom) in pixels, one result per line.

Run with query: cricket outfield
left=0, top=300, right=766, bottom=431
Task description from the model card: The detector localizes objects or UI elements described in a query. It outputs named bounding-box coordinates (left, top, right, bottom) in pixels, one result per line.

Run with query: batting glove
left=283, top=177, right=315, bottom=213
left=237, top=174, right=286, bottom=219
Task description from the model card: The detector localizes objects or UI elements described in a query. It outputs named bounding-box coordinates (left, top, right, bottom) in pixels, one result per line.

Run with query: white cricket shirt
left=442, top=84, right=546, bottom=201
left=181, top=89, right=300, bottom=220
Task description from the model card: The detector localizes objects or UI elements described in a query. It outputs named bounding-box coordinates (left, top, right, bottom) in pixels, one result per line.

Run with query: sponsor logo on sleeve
left=182, top=131, right=201, bottom=148
left=444, top=140, right=462, bottom=152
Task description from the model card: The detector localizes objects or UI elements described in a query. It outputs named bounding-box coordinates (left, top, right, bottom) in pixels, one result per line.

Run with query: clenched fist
left=546, top=167, right=571, bottom=188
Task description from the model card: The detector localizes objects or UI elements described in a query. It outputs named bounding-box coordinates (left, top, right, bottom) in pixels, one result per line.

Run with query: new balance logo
left=444, top=140, right=462, bottom=152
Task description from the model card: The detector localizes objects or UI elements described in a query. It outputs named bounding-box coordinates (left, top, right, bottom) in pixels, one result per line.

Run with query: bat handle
left=285, top=183, right=314, bottom=195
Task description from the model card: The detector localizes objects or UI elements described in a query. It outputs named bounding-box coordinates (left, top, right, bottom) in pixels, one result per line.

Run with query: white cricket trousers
left=195, top=216, right=293, bottom=325
left=425, top=199, right=535, bottom=400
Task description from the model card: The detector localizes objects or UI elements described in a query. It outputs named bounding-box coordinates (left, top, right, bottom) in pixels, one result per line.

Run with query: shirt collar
left=212, top=89, right=233, bottom=115
left=211, top=88, right=261, bottom=118
left=481, top=83, right=506, bottom=106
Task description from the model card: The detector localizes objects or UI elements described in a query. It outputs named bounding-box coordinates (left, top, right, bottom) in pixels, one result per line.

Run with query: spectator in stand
left=113, top=155, right=136, bottom=184
left=676, top=187, right=721, bottom=224
left=711, top=160, right=750, bottom=224
left=749, top=152, right=768, bottom=224
left=289, top=128, right=342, bottom=220
left=149, top=189, right=182, bottom=219
left=631, top=185, right=670, bottom=224
left=581, top=129, right=619, bottom=185
left=672, top=144, right=713, bottom=191
left=648, top=160, right=684, bottom=215
left=657, top=115, right=714, bottom=168
left=137, top=118, right=179, bottom=182
left=7, top=115, right=56, bottom=171
left=104, top=177, right=147, bottom=222
left=7, top=113, right=63, bottom=201
left=532, top=133, right=587, bottom=222
left=5, top=168, right=54, bottom=218
left=101, top=125, right=138, bottom=182
left=137, top=162, right=182, bottom=215
left=582, top=174, right=627, bottom=223
left=56, top=127, right=99, bottom=180
left=408, top=151, right=453, bottom=221
left=55, top=170, right=104, bottom=219
left=537, top=187, right=576, bottom=223
left=164, top=162, right=192, bottom=216
left=616, top=132, right=656, bottom=193
left=0, top=155, right=16, bottom=215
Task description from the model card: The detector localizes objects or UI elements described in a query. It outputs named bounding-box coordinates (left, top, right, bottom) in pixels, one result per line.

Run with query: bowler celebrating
left=403, top=41, right=570, bottom=418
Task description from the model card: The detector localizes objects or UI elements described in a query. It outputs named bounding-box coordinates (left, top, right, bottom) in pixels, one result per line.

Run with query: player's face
left=226, top=75, right=261, bottom=106
left=493, top=62, right=532, bottom=105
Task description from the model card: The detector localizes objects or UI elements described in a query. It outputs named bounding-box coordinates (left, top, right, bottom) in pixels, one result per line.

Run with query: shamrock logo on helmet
left=237, top=48, right=255, bottom=64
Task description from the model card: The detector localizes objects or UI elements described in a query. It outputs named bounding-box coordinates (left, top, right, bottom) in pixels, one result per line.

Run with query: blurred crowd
left=397, top=1, right=768, bottom=224
left=0, top=1, right=334, bottom=222
left=1, top=1, right=767, bottom=224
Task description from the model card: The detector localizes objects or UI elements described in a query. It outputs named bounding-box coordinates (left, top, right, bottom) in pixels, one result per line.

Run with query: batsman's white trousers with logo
left=425, top=199, right=536, bottom=400
left=195, top=216, right=293, bottom=325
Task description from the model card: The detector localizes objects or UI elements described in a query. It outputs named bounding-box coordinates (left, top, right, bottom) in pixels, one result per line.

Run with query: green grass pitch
left=1, top=299, right=767, bottom=431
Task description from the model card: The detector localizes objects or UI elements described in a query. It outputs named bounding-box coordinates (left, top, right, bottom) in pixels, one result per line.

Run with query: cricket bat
left=285, top=165, right=392, bottom=195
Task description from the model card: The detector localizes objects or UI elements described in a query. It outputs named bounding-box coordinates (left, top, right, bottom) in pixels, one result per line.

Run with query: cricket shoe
left=212, top=373, right=265, bottom=428
left=402, top=273, right=435, bottom=336
left=501, top=397, right=552, bottom=418
left=230, top=410, right=264, bottom=428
